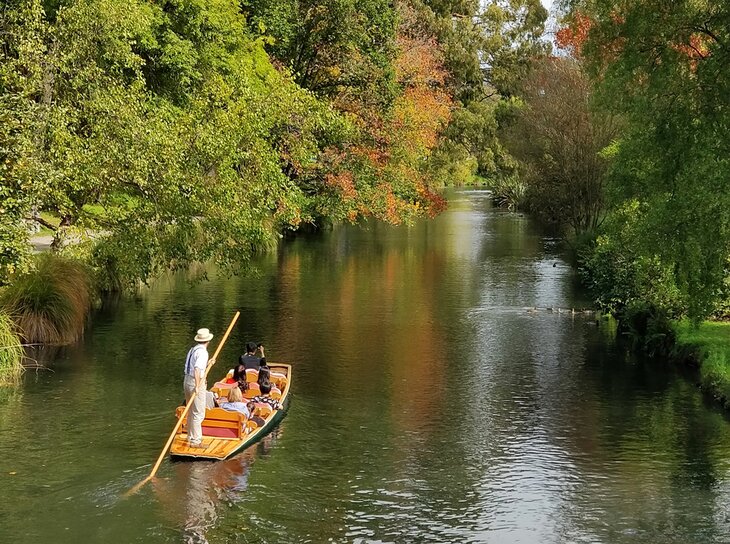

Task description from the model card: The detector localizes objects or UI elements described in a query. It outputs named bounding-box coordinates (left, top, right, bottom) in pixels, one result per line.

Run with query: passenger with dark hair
left=231, top=362, right=249, bottom=393
left=239, top=341, right=266, bottom=370
left=258, top=365, right=272, bottom=394
left=252, top=394, right=282, bottom=411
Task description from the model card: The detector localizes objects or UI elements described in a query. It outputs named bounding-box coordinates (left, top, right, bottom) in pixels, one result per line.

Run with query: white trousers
left=183, top=374, right=206, bottom=444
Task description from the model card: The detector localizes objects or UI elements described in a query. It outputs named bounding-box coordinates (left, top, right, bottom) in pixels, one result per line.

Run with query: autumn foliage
left=671, top=33, right=711, bottom=72
left=556, top=12, right=593, bottom=56
left=321, top=4, right=452, bottom=225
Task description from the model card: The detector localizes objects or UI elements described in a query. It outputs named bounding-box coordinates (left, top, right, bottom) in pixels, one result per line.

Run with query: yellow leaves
left=325, top=171, right=358, bottom=201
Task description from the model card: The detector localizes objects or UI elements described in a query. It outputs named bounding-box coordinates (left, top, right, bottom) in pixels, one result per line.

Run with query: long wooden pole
left=126, top=311, right=240, bottom=496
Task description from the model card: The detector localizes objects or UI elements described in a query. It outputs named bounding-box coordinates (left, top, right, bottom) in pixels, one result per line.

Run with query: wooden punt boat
left=170, top=363, right=292, bottom=460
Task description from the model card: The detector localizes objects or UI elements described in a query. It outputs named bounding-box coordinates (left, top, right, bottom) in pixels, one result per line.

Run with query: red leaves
left=671, top=33, right=711, bottom=72
left=556, top=12, right=594, bottom=57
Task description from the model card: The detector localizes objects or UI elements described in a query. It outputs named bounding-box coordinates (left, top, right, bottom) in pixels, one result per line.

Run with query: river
left=2, top=189, right=730, bottom=543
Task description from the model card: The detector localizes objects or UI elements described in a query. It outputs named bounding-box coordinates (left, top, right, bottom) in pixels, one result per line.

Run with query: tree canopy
left=0, top=0, right=472, bottom=287
left=552, top=0, right=730, bottom=319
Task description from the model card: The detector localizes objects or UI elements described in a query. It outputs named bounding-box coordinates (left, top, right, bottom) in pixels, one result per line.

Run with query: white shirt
left=184, top=344, right=209, bottom=377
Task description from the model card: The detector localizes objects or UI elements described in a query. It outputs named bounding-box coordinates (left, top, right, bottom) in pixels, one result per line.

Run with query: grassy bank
left=674, top=321, right=730, bottom=408
left=0, top=312, right=24, bottom=384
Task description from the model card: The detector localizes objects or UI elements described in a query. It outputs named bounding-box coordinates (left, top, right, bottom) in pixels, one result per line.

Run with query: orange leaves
left=393, top=87, right=452, bottom=155
left=556, top=12, right=594, bottom=56
left=325, top=170, right=358, bottom=201
left=671, top=33, right=711, bottom=72
left=309, top=3, right=453, bottom=225
left=395, top=34, right=448, bottom=88
left=391, top=31, right=453, bottom=162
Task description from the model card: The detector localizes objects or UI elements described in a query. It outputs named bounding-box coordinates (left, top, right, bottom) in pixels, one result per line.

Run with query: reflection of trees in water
left=151, top=432, right=280, bottom=543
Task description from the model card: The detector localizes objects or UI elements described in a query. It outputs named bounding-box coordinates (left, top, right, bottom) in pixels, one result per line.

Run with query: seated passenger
left=228, top=363, right=249, bottom=393
left=239, top=342, right=266, bottom=370
left=205, top=390, right=219, bottom=409
left=219, top=386, right=250, bottom=418
left=252, top=394, right=282, bottom=411
left=248, top=403, right=266, bottom=428
left=258, top=365, right=272, bottom=395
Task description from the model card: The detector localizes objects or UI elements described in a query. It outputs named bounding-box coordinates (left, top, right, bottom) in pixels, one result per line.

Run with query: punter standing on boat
left=184, top=328, right=215, bottom=447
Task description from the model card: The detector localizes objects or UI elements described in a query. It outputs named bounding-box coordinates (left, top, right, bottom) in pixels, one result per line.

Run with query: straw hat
left=194, top=328, right=214, bottom=343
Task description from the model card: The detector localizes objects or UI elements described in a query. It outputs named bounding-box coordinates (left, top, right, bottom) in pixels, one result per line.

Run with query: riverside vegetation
left=0, top=312, right=23, bottom=384
left=0, top=0, right=549, bottom=375
left=500, top=1, right=730, bottom=407
left=2, top=1, right=728, bottom=400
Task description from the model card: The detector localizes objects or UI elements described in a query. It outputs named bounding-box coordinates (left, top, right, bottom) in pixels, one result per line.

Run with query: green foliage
left=485, top=175, right=526, bottom=210
left=0, top=0, right=356, bottom=286
left=0, top=0, right=466, bottom=287
left=478, top=0, right=550, bottom=96
left=619, top=301, right=675, bottom=357
left=422, top=0, right=549, bottom=100
left=579, top=201, right=685, bottom=317
left=0, top=312, right=24, bottom=385
left=0, top=0, right=47, bottom=281
left=570, top=0, right=730, bottom=319
left=244, top=0, right=398, bottom=103
left=413, top=0, right=549, bottom=186
left=442, top=99, right=504, bottom=177
left=428, top=147, right=479, bottom=186
left=0, top=254, right=91, bottom=345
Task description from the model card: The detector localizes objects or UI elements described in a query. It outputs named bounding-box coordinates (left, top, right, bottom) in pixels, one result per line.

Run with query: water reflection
left=4, top=190, right=730, bottom=543
left=150, top=432, right=280, bottom=543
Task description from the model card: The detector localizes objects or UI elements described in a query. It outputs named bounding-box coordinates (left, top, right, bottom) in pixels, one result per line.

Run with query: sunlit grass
left=0, top=312, right=23, bottom=385
left=1, top=254, right=92, bottom=345
left=675, top=321, right=730, bottom=407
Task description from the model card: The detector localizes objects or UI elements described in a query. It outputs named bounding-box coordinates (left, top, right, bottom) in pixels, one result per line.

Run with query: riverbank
left=673, top=321, right=730, bottom=409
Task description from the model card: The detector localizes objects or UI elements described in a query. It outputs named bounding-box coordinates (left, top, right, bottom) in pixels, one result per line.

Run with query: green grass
left=0, top=312, right=23, bottom=385
left=35, top=211, right=60, bottom=237
left=674, top=320, right=730, bottom=407
left=0, top=254, right=92, bottom=345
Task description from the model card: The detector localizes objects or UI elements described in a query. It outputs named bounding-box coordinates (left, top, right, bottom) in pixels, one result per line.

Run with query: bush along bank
left=579, top=252, right=730, bottom=411
left=0, top=253, right=93, bottom=347
left=593, top=301, right=730, bottom=411
left=673, top=321, right=730, bottom=409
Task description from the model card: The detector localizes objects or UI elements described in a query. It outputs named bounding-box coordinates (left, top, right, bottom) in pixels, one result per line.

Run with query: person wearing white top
left=183, top=328, right=216, bottom=446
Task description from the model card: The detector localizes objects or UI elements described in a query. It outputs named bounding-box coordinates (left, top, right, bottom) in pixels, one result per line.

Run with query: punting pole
left=125, top=310, right=240, bottom=496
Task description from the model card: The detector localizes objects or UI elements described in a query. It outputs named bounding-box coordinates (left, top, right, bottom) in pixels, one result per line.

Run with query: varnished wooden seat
left=176, top=406, right=247, bottom=439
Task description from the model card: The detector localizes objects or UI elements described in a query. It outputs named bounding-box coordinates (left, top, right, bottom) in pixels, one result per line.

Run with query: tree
left=504, top=57, right=620, bottom=234
left=561, top=0, right=730, bottom=318
left=411, top=0, right=550, bottom=185
left=0, top=0, right=50, bottom=281
left=0, top=0, right=349, bottom=287
left=243, top=0, right=397, bottom=104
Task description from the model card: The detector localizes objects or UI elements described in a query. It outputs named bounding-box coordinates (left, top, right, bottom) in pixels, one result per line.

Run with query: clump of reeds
left=0, top=312, right=24, bottom=384
left=1, top=254, right=92, bottom=345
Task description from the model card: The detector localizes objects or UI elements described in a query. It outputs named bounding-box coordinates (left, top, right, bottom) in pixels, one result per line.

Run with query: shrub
left=619, top=301, right=675, bottom=357
left=1, top=254, right=92, bottom=345
left=579, top=201, right=685, bottom=317
left=0, top=312, right=23, bottom=384
left=486, top=175, right=527, bottom=210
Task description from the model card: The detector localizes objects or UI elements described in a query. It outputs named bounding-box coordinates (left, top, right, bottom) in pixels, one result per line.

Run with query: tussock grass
left=675, top=321, right=730, bottom=407
left=0, top=312, right=24, bottom=384
left=1, top=254, right=92, bottom=345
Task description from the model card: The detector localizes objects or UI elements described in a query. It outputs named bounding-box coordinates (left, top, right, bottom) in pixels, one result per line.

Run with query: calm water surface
left=2, top=189, right=730, bottom=543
